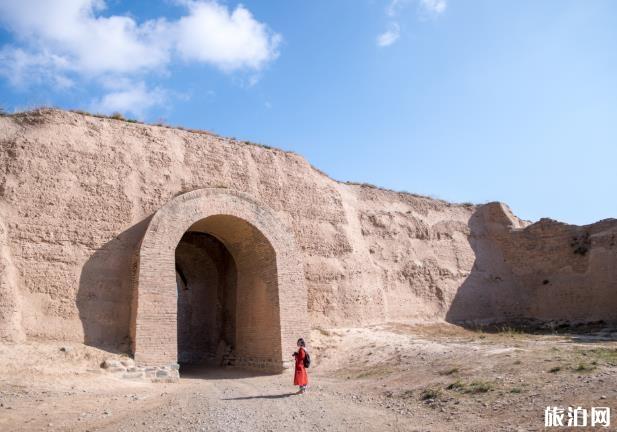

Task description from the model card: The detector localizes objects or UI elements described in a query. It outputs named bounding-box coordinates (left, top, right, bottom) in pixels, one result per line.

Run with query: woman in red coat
left=292, top=338, right=308, bottom=394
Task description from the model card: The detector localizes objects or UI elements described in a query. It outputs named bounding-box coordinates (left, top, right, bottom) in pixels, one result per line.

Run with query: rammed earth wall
left=0, top=109, right=615, bottom=361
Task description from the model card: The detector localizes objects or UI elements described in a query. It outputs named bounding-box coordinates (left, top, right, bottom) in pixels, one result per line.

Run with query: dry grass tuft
left=446, top=379, right=494, bottom=394
left=439, top=367, right=459, bottom=376
left=420, top=387, right=442, bottom=400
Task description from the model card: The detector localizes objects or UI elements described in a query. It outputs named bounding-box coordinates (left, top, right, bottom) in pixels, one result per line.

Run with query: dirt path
left=1, top=323, right=616, bottom=432
left=98, top=369, right=412, bottom=432
left=1, top=369, right=416, bottom=432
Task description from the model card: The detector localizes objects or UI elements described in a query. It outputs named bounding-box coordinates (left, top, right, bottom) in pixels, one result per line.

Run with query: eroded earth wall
left=446, top=203, right=617, bottom=326
left=0, top=110, right=615, bottom=349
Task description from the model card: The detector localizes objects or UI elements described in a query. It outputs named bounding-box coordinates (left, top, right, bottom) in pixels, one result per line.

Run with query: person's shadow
left=221, top=393, right=296, bottom=400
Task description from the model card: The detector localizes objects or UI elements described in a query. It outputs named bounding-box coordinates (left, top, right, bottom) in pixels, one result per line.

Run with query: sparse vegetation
left=498, top=325, right=523, bottom=336
left=68, top=108, right=216, bottom=137
left=471, top=327, right=486, bottom=336
left=314, top=327, right=330, bottom=337
left=466, top=380, right=493, bottom=394
left=420, top=387, right=442, bottom=400
left=243, top=140, right=274, bottom=150
left=439, top=367, right=459, bottom=376
left=445, top=379, right=494, bottom=394
left=341, top=180, right=449, bottom=204
left=574, top=362, right=596, bottom=372
left=510, top=387, right=523, bottom=394
left=399, top=389, right=414, bottom=398
left=570, top=232, right=591, bottom=256
left=356, top=369, right=387, bottom=379
left=446, top=380, right=465, bottom=390
left=343, top=364, right=396, bottom=379
left=579, top=348, right=617, bottom=365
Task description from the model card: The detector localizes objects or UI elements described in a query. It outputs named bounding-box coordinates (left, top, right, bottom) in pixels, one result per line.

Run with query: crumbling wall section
left=446, top=203, right=617, bottom=326
left=0, top=215, right=24, bottom=341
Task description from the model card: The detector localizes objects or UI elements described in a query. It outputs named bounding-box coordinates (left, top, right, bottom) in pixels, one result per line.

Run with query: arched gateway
left=130, top=188, right=308, bottom=373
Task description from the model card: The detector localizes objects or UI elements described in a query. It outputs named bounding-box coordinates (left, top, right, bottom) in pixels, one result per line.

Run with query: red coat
left=293, top=347, right=308, bottom=386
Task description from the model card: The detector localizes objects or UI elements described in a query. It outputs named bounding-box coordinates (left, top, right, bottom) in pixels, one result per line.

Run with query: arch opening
left=175, top=231, right=237, bottom=367
left=174, top=214, right=282, bottom=372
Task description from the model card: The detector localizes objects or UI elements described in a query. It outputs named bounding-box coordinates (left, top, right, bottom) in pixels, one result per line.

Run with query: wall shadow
left=76, top=217, right=151, bottom=354
left=179, top=365, right=280, bottom=380
left=445, top=203, right=617, bottom=332
left=444, top=204, right=518, bottom=328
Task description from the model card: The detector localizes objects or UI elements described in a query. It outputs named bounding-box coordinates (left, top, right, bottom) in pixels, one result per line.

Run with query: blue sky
left=0, top=0, right=615, bottom=225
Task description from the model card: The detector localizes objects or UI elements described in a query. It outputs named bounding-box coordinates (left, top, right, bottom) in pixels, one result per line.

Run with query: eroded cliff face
left=446, top=203, right=617, bottom=326
left=0, top=109, right=614, bottom=349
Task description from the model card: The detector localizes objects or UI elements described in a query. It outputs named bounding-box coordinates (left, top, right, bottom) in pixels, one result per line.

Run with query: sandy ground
left=1, top=323, right=616, bottom=431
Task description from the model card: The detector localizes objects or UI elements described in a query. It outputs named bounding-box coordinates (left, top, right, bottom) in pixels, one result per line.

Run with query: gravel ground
left=1, top=323, right=616, bottom=432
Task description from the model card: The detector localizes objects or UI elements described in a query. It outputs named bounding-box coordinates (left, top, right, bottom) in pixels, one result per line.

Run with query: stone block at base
left=102, top=360, right=180, bottom=383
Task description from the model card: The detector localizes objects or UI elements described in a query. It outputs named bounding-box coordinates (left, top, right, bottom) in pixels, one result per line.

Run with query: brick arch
left=131, top=188, right=307, bottom=372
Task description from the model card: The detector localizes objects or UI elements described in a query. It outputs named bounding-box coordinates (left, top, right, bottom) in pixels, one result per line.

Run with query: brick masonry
left=132, top=188, right=308, bottom=371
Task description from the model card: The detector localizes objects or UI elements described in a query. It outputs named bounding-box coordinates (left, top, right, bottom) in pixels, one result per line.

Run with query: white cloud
left=386, top=0, right=405, bottom=17
left=175, top=1, right=280, bottom=71
left=90, top=81, right=167, bottom=118
left=0, top=0, right=281, bottom=115
left=0, top=0, right=170, bottom=76
left=377, top=23, right=400, bottom=47
left=378, top=0, right=446, bottom=48
left=0, top=0, right=280, bottom=77
left=0, top=47, right=73, bottom=88
left=420, top=0, right=447, bottom=14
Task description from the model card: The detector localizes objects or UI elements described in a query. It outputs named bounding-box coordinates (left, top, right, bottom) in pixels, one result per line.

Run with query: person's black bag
left=303, top=349, right=311, bottom=368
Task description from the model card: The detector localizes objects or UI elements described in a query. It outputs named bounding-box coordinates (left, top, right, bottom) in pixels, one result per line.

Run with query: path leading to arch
left=0, top=357, right=413, bottom=432
left=1, top=323, right=616, bottom=432
left=96, top=369, right=403, bottom=432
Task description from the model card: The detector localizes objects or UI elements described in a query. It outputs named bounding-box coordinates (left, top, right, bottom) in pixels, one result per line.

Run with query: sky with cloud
left=0, top=0, right=616, bottom=224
